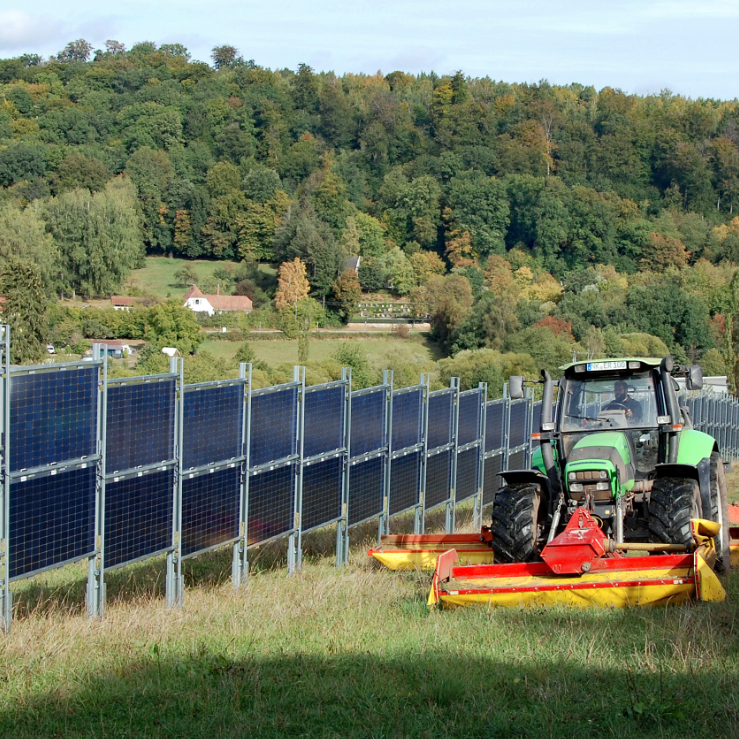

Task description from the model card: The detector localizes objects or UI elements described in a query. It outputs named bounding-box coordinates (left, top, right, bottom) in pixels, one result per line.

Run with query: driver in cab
left=604, top=380, right=641, bottom=422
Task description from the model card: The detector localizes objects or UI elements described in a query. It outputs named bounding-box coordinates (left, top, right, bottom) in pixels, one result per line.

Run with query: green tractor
left=494, top=357, right=732, bottom=571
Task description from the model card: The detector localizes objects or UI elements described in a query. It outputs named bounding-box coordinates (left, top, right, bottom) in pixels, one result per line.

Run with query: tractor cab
left=495, top=356, right=731, bottom=570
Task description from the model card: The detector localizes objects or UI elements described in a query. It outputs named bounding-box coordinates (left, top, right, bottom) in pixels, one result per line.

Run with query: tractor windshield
left=559, top=372, right=659, bottom=432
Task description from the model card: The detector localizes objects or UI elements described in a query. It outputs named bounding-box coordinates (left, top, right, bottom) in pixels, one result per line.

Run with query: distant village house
left=111, top=296, right=139, bottom=311
left=182, top=285, right=253, bottom=316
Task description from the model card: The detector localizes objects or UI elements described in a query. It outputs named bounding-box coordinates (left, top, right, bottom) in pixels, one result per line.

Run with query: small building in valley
left=111, top=296, right=139, bottom=311
left=182, top=285, right=253, bottom=316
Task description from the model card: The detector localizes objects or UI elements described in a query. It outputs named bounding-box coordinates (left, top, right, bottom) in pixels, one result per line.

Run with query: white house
left=182, top=285, right=253, bottom=317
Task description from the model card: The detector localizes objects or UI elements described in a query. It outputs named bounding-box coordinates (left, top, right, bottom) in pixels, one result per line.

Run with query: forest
left=2, top=39, right=739, bottom=386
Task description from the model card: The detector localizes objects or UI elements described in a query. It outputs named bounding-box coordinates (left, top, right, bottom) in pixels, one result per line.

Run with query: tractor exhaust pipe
left=661, top=356, right=680, bottom=463
left=540, top=369, right=561, bottom=494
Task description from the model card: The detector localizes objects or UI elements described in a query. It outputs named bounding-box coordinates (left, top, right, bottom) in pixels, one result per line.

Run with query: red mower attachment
left=428, top=508, right=726, bottom=609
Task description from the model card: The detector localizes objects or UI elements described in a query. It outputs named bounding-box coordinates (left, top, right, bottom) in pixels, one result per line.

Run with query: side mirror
left=509, top=375, right=526, bottom=399
left=686, top=365, right=703, bottom=391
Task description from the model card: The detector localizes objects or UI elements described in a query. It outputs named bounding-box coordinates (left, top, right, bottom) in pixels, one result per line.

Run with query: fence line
left=0, top=325, right=736, bottom=631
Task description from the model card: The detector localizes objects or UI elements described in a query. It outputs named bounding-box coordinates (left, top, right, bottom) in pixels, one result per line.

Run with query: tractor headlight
left=599, top=470, right=608, bottom=479
left=569, top=483, right=584, bottom=492
left=568, top=472, right=577, bottom=481
left=595, top=482, right=610, bottom=491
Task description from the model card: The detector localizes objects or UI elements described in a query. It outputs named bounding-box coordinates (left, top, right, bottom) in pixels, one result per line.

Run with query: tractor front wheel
left=491, top=483, right=546, bottom=563
left=648, top=477, right=702, bottom=549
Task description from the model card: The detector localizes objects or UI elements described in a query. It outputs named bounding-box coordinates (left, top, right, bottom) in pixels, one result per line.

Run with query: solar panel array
left=1, top=348, right=550, bottom=630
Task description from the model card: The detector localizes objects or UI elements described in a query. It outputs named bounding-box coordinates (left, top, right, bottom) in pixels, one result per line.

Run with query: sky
left=0, top=1, right=736, bottom=99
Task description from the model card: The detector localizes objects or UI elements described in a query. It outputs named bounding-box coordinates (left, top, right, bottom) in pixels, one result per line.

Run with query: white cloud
left=0, top=10, right=64, bottom=51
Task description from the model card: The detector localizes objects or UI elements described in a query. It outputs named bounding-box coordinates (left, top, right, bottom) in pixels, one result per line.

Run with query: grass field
left=201, top=335, right=443, bottom=367
left=126, top=256, right=244, bottom=300
left=1, top=488, right=738, bottom=737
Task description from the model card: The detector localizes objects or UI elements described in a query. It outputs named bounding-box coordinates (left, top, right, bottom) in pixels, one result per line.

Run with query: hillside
left=2, top=42, right=739, bottom=381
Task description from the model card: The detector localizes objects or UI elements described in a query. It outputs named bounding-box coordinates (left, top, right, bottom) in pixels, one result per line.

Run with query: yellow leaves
left=526, top=272, right=562, bottom=303
left=275, top=258, right=310, bottom=310
left=10, top=118, right=38, bottom=138
left=642, top=232, right=689, bottom=271
left=444, top=229, right=475, bottom=268
left=711, top=216, right=739, bottom=243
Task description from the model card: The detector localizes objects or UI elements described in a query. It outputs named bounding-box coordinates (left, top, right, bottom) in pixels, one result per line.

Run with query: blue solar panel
left=183, top=383, right=243, bottom=469
left=458, top=391, right=481, bottom=446
left=483, top=454, right=503, bottom=505
left=392, top=389, right=422, bottom=451
left=425, top=450, right=451, bottom=510
left=106, top=380, right=175, bottom=473
left=427, top=392, right=453, bottom=450
left=389, top=451, right=420, bottom=515
left=303, top=386, right=344, bottom=459
left=9, top=467, right=96, bottom=579
left=104, top=470, right=173, bottom=569
left=350, top=389, right=385, bottom=457
left=485, top=402, right=504, bottom=453
left=249, top=388, right=297, bottom=467
left=456, top=448, right=479, bottom=501
left=301, top=456, right=343, bottom=532
left=247, top=463, right=295, bottom=545
left=508, top=448, right=526, bottom=471
left=348, top=456, right=384, bottom=526
left=182, top=466, right=241, bottom=557
left=509, top=400, right=527, bottom=448
left=10, top=368, right=97, bottom=471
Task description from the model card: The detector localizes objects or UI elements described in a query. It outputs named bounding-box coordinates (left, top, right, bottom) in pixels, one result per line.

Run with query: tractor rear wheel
left=491, top=483, right=546, bottom=563
left=709, top=452, right=731, bottom=571
left=648, top=477, right=702, bottom=549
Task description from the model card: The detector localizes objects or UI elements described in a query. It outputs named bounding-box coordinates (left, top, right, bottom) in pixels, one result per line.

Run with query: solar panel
left=392, top=389, right=422, bottom=451
left=350, top=389, right=385, bottom=457
left=303, top=386, right=344, bottom=459
left=425, top=450, right=451, bottom=510
left=348, top=456, right=384, bottom=527
left=181, top=466, right=241, bottom=557
left=249, top=388, right=297, bottom=467
left=104, top=470, right=174, bottom=569
left=456, top=448, right=478, bottom=501
left=483, top=454, right=503, bottom=505
left=427, top=392, right=453, bottom=449
left=9, top=467, right=96, bottom=579
left=106, top=380, right=175, bottom=473
left=247, top=463, right=295, bottom=545
left=10, top=368, right=97, bottom=471
left=458, top=391, right=481, bottom=446
left=301, top=456, right=343, bottom=532
left=509, top=400, right=528, bottom=448
left=183, top=383, right=243, bottom=470
left=389, top=451, right=420, bottom=515
left=485, top=402, right=504, bottom=453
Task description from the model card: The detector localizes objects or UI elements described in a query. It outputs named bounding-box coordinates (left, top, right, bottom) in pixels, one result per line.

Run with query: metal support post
left=336, top=367, right=352, bottom=566
left=166, top=357, right=184, bottom=608
left=0, top=326, right=11, bottom=632
left=472, top=382, right=487, bottom=531
left=233, top=363, right=251, bottom=588
left=87, top=345, right=107, bottom=618
left=502, top=382, right=511, bottom=472
left=447, top=376, right=460, bottom=534
left=416, top=374, right=430, bottom=535
left=288, top=366, right=305, bottom=575
left=379, top=370, right=393, bottom=541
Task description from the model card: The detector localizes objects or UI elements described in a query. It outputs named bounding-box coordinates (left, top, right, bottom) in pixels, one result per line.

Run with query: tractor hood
left=565, top=431, right=635, bottom=490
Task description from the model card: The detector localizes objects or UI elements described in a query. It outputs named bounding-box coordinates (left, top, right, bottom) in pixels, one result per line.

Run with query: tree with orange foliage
left=642, top=232, right=688, bottom=271
left=275, top=257, right=310, bottom=310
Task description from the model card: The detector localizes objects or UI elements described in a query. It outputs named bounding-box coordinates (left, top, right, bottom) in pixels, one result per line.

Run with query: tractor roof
left=559, top=357, right=664, bottom=373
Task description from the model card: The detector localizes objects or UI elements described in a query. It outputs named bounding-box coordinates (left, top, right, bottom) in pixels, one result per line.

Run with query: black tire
left=491, top=483, right=546, bottom=563
left=709, top=452, right=732, bottom=572
left=648, top=477, right=702, bottom=548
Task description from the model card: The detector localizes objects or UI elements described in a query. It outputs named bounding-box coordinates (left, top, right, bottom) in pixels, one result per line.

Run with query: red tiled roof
left=183, top=285, right=206, bottom=301
left=207, top=295, right=253, bottom=311
left=111, top=296, right=137, bottom=306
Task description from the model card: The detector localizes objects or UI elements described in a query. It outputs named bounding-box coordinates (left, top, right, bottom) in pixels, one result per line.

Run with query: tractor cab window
left=560, top=372, right=658, bottom=432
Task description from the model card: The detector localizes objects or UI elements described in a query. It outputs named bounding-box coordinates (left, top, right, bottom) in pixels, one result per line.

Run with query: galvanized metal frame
left=379, top=369, right=393, bottom=539
left=448, top=376, right=461, bottom=533
left=233, top=362, right=251, bottom=588
left=0, top=326, right=11, bottom=632
left=288, top=366, right=305, bottom=574
left=346, top=374, right=392, bottom=544
left=472, top=382, right=488, bottom=531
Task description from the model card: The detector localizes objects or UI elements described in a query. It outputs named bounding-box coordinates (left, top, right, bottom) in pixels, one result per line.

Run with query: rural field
left=200, top=335, right=442, bottom=367
left=1, top=483, right=738, bottom=738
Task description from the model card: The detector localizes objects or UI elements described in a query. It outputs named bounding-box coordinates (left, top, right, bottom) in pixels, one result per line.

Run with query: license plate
left=586, top=361, right=627, bottom=371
